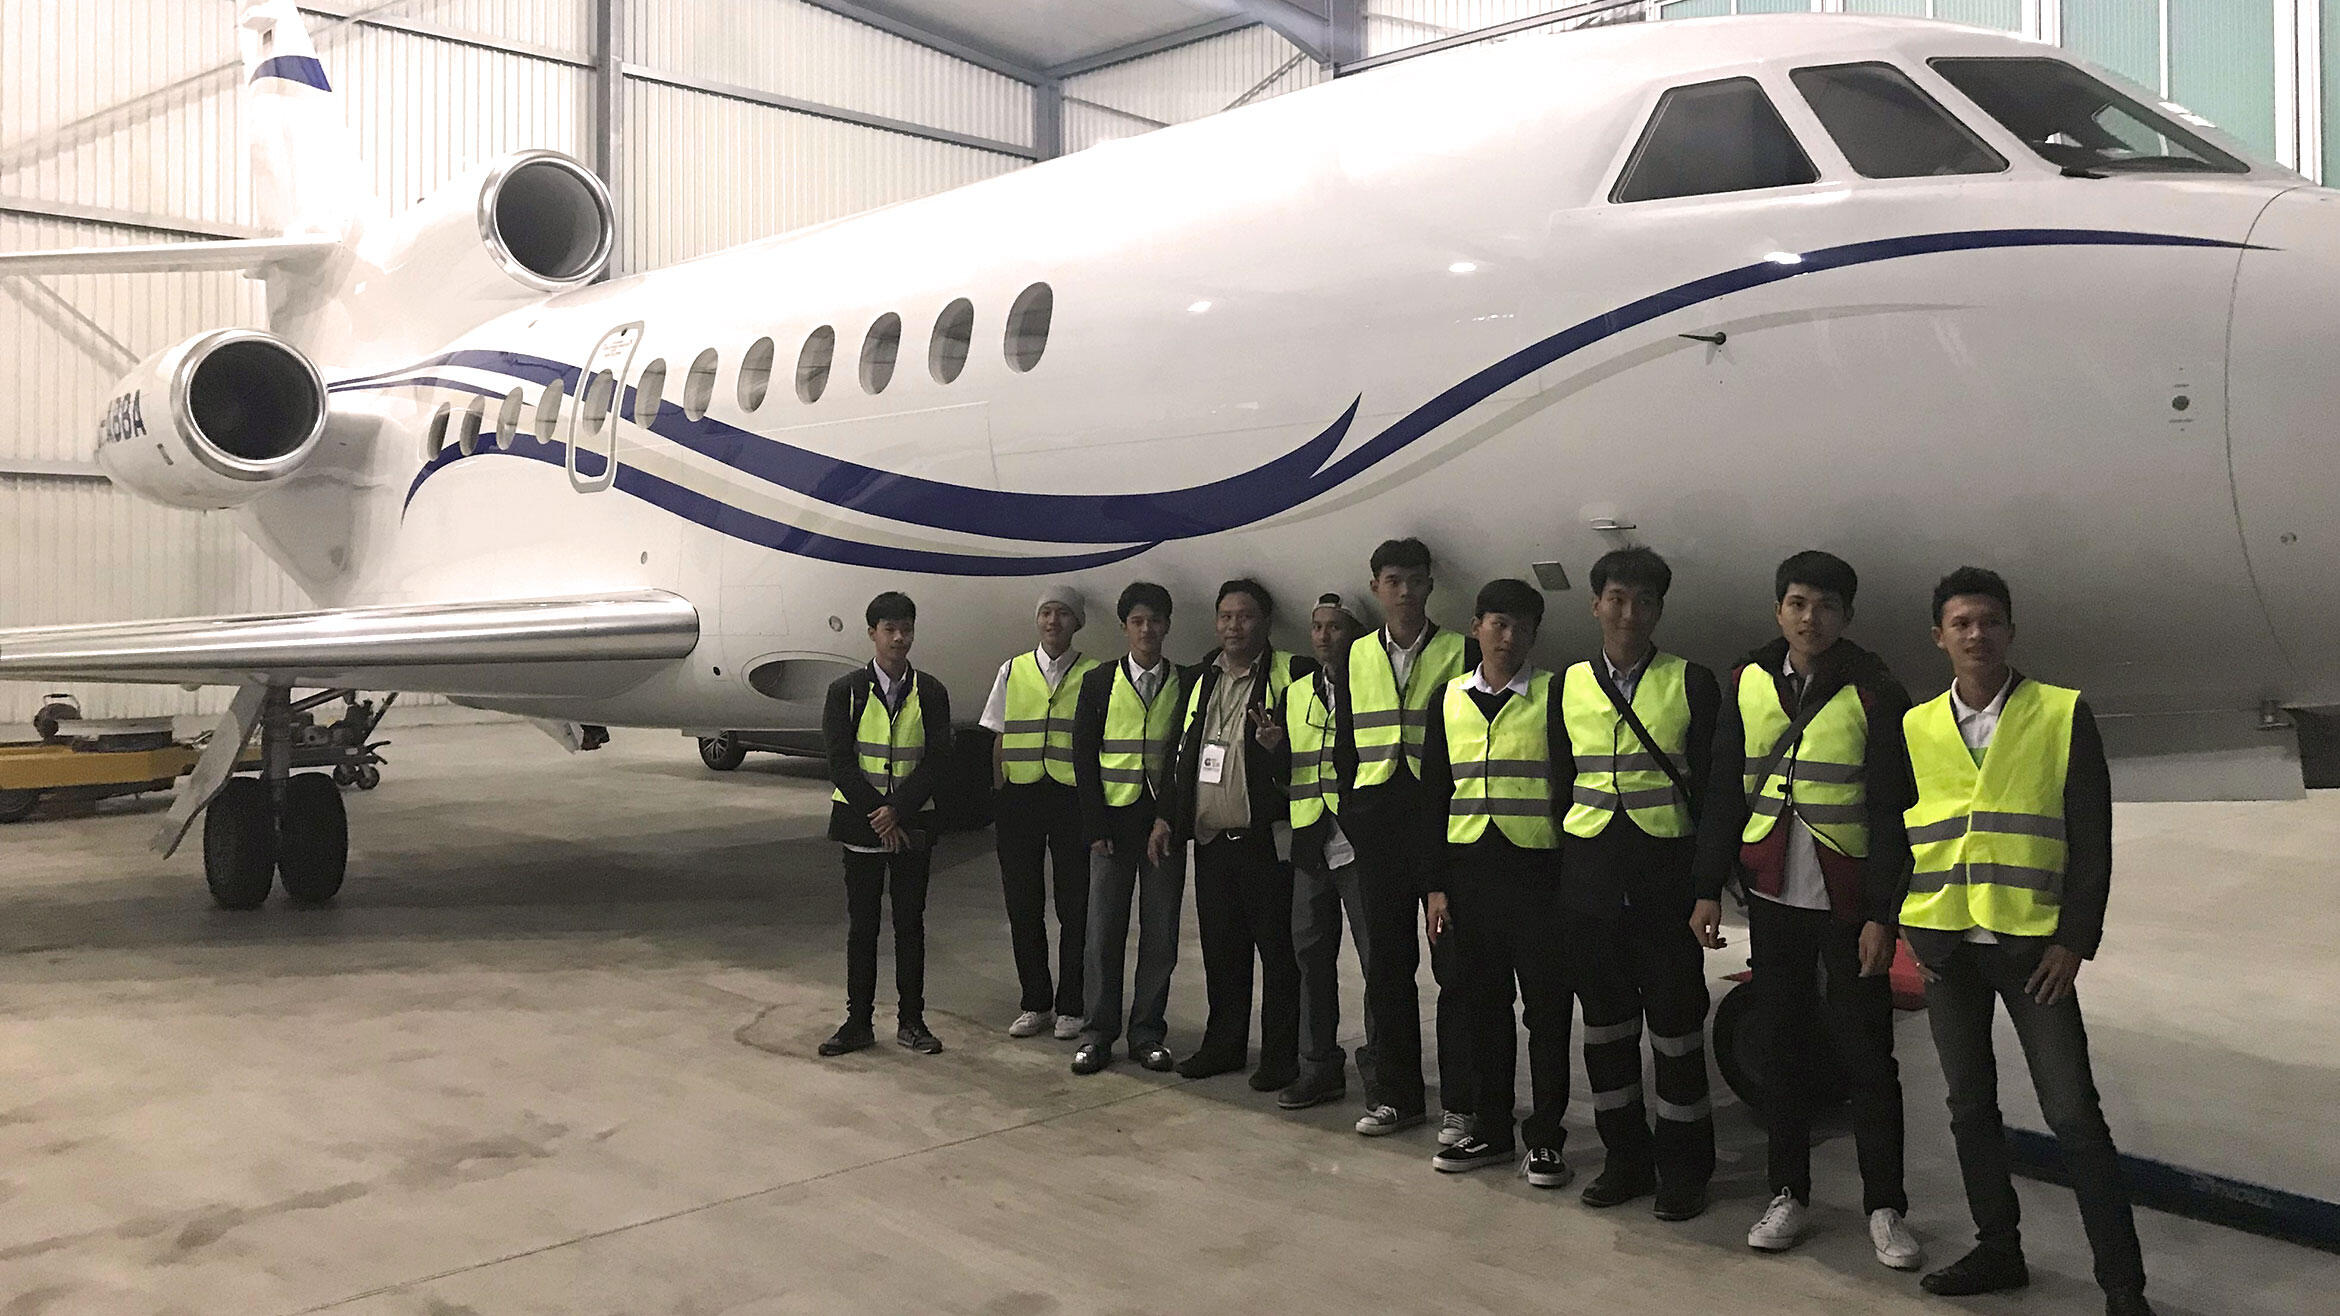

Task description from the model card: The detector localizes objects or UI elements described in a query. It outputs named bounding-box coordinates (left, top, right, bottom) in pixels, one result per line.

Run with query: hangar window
left=536, top=378, right=565, bottom=438
left=1792, top=63, right=2006, bottom=178
left=683, top=348, right=717, bottom=422
left=1612, top=78, right=1819, bottom=203
left=455, top=397, right=485, bottom=456
left=861, top=313, right=902, bottom=394
left=424, top=403, right=452, bottom=460
left=739, top=336, right=775, bottom=411
left=632, top=358, right=667, bottom=428
left=797, top=326, right=836, bottom=403
left=581, top=369, right=615, bottom=433
left=495, top=387, right=523, bottom=448
left=1005, top=283, right=1052, bottom=372
left=1929, top=57, right=2246, bottom=174
left=930, top=298, right=974, bottom=384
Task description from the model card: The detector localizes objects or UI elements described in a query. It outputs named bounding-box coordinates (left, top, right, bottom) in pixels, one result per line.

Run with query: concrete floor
left=0, top=721, right=2330, bottom=1315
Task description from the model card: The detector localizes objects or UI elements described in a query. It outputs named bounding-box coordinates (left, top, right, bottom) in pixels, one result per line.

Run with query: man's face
left=1310, top=610, right=1358, bottom=667
left=1370, top=566, right=1432, bottom=623
left=870, top=618, right=915, bottom=666
left=1593, top=582, right=1663, bottom=653
left=1037, top=601, right=1077, bottom=652
left=1932, top=595, right=2013, bottom=674
left=1123, top=604, right=1167, bottom=660
left=1776, top=584, right=1850, bottom=657
left=1217, top=591, right=1266, bottom=657
left=1472, top=610, right=1537, bottom=670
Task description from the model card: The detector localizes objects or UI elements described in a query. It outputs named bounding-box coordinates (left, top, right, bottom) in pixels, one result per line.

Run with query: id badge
left=1198, top=740, right=1230, bottom=785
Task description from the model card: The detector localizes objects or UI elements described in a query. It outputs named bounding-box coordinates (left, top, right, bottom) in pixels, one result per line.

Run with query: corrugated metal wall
left=1063, top=24, right=1327, bottom=154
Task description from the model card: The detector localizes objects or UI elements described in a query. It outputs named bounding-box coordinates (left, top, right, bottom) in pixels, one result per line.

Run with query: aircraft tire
left=277, top=772, right=348, bottom=905
left=699, top=735, right=746, bottom=772
left=204, top=777, right=277, bottom=910
left=0, top=789, right=39, bottom=824
left=1710, top=977, right=1850, bottom=1129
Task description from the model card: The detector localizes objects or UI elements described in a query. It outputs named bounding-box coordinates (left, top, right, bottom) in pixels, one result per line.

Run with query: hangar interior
left=2, top=3, right=2336, bottom=1314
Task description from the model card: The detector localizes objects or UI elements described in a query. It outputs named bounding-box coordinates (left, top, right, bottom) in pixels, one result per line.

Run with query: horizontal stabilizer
left=0, top=237, right=339, bottom=277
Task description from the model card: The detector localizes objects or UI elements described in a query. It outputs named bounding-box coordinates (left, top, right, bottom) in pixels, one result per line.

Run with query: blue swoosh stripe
left=251, top=55, right=330, bottom=91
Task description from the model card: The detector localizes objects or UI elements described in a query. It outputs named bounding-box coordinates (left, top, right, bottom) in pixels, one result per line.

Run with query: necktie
left=1138, top=669, right=1160, bottom=706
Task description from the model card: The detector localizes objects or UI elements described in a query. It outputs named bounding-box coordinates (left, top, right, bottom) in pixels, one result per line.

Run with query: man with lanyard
left=1069, top=582, right=1187, bottom=1076
left=1338, top=537, right=1478, bottom=1141
left=1417, top=579, right=1570, bottom=1184
left=980, top=585, right=1099, bottom=1042
left=1560, top=548, right=1720, bottom=1221
left=1692, top=550, right=1918, bottom=1267
left=1149, top=579, right=1313, bottom=1088
left=818, top=591, right=952, bottom=1058
left=1257, top=592, right=1370, bottom=1112
left=1905, top=568, right=2149, bottom=1316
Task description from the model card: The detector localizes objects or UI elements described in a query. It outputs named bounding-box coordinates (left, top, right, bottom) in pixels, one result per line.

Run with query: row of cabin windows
left=1614, top=56, right=2244, bottom=205
left=426, top=283, right=1053, bottom=458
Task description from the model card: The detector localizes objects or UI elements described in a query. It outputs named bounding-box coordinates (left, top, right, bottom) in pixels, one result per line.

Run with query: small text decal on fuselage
left=98, top=392, right=146, bottom=447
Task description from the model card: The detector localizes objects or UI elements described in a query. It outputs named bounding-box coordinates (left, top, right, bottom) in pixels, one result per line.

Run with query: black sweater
left=822, top=666, right=951, bottom=848
left=1156, top=647, right=1318, bottom=840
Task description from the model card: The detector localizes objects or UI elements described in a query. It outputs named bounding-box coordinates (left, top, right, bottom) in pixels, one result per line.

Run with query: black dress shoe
left=1249, top=1066, right=1300, bottom=1093
left=1071, top=1043, right=1112, bottom=1075
left=1276, top=1071, right=1346, bottom=1109
left=1921, top=1247, right=2029, bottom=1296
left=818, top=1020, right=875, bottom=1056
left=1132, top=1044, right=1175, bottom=1071
left=1175, top=1050, right=1244, bottom=1079
left=896, top=1022, right=944, bottom=1055
left=1580, top=1165, right=1657, bottom=1209
left=1652, top=1182, right=1710, bottom=1222
left=2105, top=1291, right=2154, bottom=1316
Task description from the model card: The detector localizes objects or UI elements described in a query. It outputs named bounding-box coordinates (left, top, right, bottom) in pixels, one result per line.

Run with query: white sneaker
left=1747, top=1191, right=1809, bottom=1251
left=1437, top=1111, right=1475, bottom=1147
left=1869, top=1208, right=1922, bottom=1270
left=1008, top=1010, right=1054, bottom=1038
left=1052, top=1014, right=1085, bottom=1040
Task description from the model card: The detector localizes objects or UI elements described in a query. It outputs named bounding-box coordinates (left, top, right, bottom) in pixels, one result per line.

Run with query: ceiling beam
left=795, top=0, right=1050, bottom=84
left=1218, top=0, right=1332, bottom=64
left=1045, top=16, right=1255, bottom=80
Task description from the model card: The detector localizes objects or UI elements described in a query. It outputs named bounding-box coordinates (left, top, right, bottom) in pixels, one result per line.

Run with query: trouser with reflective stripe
left=1747, top=895, right=1907, bottom=1213
left=996, top=779, right=1087, bottom=1016
left=1448, top=840, right=1570, bottom=1152
left=1348, top=786, right=1473, bottom=1117
left=1572, top=897, right=1714, bottom=1188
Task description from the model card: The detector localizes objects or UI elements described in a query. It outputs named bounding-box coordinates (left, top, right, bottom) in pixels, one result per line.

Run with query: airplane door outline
left=568, top=321, right=642, bottom=493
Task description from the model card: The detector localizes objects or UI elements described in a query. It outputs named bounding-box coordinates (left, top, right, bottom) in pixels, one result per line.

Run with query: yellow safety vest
left=1098, top=662, right=1182, bottom=808
left=999, top=650, right=1097, bottom=786
left=1900, top=679, right=2077, bottom=938
left=831, top=676, right=925, bottom=804
left=1737, top=667, right=1870, bottom=859
left=1181, top=650, right=1297, bottom=739
left=1285, top=671, right=1341, bottom=829
left=1443, top=670, right=1558, bottom=850
left=1348, top=627, right=1468, bottom=787
left=1561, top=654, right=1693, bottom=839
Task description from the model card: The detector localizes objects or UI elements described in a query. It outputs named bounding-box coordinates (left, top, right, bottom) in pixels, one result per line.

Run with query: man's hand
left=1147, top=819, right=1173, bottom=867
left=1091, top=839, right=1112, bottom=857
left=2027, top=944, right=2083, bottom=1005
left=1424, top=891, right=1451, bottom=944
left=869, top=804, right=901, bottom=847
left=1249, top=704, right=1284, bottom=752
left=1857, top=921, right=1896, bottom=977
left=1689, top=899, right=1726, bottom=950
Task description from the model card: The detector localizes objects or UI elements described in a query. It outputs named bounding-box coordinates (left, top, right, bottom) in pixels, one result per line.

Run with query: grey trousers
left=1079, top=840, right=1185, bottom=1052
left=1294, top=858, right=1372, bottom=1081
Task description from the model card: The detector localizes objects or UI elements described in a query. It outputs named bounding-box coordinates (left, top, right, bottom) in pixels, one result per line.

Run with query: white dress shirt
left=979, top=644, right=1082, bottom=733
left=1754, top=652, right=1831, bottom=912
left=1948, top=671, right=2017, bottom=943
left=1464, top=663, right=1535, bottom=697
left=1386, top=624, right=1432, bottom=692
left=1604, top=648, right=1654, bottom=703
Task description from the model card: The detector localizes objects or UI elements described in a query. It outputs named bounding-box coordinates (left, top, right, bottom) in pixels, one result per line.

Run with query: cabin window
left=1005, top=283, right=1052, bottom=372
left=632, top=358, right=667, bottom=428
left=455, top=397, right=485, bottom=456
left=930, top=297, right=974, bottom=384
left=738, top=336, right=775, bottom=411
left=797, top=326, right=836, bottom=403
left=581, top=369, right=615, bottom=433
left=1612, top=77, right=1819, bottom=203
left=1929, top=57, right=2246, bottom=174
left=535, top=378, right=565, bottom=440
left=1791, top=63, right=2006, bottom=178
left=861, top=313, right=902, bottom=394
left=425, top=403, right=452, bottom=460
left=494, top=386, right=522, bottom=448
left=682, top=349, right=717, bottom=422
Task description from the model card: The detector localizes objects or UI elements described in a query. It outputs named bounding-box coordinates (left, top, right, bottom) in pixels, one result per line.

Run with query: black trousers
left=1747, top=895, right=1906, bottom=1213
left=1573, top=896, right=1715, bottom=1189
left=1351, top=799, right=1473, bottom=1117
left=1192, top=830, right=1298, bottom=1074
left=1449, top=848, right=1572, bottom=1152
left=1924, top=938, right=2146, bottom=1298
left=1293, top=855, right=1370, bottom=1079
left=1080, top=805, right=1184, bottom=1052
left=842, top=846, right=930, bottom=1026
left=996, top=779, right=1087, bottom=1016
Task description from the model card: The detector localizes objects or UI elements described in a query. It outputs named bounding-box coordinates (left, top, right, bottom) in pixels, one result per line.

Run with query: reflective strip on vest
left=832, top=682, right=925, bottom=804
left=1099, top=665, right=1182, bottom=808
left=1000, top=651, right=1096, bottom=786
left=1736, top=668, right=1871, bottom=859
left=1560, top=654, right=1693, bottom=839
left=1286, top=672, right=1341, bottom=828
left=1443, top=671, right=1558, bottom=849
left=1899, top=680, right=2078, bottom=938
left=1348, top=628, right=1467, bottom=785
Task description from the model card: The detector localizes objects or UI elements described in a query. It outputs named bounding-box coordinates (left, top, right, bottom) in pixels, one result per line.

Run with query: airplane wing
left=0, top=591, right=700, bottom=698
left=0, top=237, right=340, bottom=277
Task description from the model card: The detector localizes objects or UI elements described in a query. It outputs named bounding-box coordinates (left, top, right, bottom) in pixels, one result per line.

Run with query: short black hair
left=1775, top=550, right=1858, bottom=608
left=1474, top=577, right=1544, bottom=629
left=1117, top=581, right=1173, bottom=623
left=1590, top=547, right=1672, bottom=600
left=1217, top=577, right=1274, bottom=619
left=1932, top=566, right=2013, bottom=625
left=1370, top=537, right=1433, bottom=576
left=865, top=591, right=916, bottom=627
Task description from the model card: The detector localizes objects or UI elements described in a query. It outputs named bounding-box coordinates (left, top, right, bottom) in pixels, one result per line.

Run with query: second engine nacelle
left=97, top=329, right=327, bottom=510
left=369, top=149, right=614, bottom=307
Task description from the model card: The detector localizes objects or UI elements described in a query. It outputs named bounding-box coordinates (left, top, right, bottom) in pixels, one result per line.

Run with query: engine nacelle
left=97, top=329, right=328, bottom=510
left=368, top=149, right=614, bottom=308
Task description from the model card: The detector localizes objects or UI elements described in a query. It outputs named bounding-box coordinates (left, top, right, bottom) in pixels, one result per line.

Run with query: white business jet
left=3, top=3, right=2335, bottom=907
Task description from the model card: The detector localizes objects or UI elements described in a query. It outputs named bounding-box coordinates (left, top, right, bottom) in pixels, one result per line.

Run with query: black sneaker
left=896, top=1022, right=944, bottom=1055
left=1521, top=1148, right=1572, bottom=1188
left=1653, top=1182, right=1710, bottom=1222
left=1921, top=1246, right=2029, bottom=1297
left=1580, top=1165, right=1655, bottom=1208
left=818, top=1020, right=874, bottom=1056
left=1432, top=1136, right=1514, bottom=1173
left=1276, top=1070, right=1346, bottom=1109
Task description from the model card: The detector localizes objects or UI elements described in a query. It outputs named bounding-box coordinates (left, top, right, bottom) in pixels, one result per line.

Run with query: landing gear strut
left=200, top=688, right=353, bottom=909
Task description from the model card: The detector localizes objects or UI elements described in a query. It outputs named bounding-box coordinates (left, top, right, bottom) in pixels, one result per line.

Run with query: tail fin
left=238, top=0, right=374, bottom=240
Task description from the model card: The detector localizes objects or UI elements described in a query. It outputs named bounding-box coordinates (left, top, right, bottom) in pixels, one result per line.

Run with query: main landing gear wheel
left=203, top=777, right=278, bottom=910
left=0, top=789, right=39, bottom=824
left=1711, top=978, right=1849, bottom=1129
left=277, top=772, right=347, bottom=905
left=699, top=734, right=746, bottom=771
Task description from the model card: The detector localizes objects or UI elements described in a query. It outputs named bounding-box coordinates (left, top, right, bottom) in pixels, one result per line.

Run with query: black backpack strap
left=1592, top=661, right=1695, bottom=812
left=1742, top=670, right=1836, bottom=805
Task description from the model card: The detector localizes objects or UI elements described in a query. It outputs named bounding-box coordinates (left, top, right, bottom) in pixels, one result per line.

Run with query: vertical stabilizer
left=238, top=0, right=374, bottom=241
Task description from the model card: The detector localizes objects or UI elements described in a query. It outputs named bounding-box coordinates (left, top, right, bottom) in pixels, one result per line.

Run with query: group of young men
left=816, top=542, right=2154, bottom=1316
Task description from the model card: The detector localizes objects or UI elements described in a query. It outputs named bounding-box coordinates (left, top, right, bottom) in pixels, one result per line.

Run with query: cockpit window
left=1792, top=63, right=2006, bottom=178
left=1929, top=57, right=2247, bottom=174
left=1613, top=77, right=1819, bottom=204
